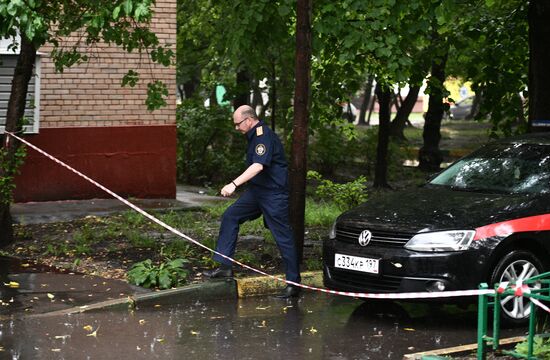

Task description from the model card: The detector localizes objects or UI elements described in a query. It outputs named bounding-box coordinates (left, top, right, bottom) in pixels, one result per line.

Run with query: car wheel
left=489, top=250, right=545, bottom=326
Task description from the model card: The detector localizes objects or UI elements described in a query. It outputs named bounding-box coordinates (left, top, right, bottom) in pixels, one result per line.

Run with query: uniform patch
left=255, top=144, right=266, bottom=156
left=256, top=126, right=264, bottom=136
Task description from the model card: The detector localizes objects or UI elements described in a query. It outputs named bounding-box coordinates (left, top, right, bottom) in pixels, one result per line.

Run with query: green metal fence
left=477, top=271, right=550, bottom=359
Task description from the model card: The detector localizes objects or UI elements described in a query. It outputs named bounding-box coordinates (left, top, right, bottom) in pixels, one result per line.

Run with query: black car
left=323, top=132, right=550, bottom=324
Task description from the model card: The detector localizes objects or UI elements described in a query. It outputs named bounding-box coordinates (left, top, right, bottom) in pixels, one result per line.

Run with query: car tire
left=489, top=250, right=545, bottom=326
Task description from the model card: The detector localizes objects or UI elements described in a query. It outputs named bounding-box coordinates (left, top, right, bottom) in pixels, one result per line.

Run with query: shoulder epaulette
left=256, top=126, right=264, bottom=136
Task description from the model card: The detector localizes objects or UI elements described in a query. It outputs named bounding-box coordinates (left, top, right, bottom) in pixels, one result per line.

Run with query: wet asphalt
left=1, top=187, right=525, bottom=359
left=0, top=291, right=524, bottom=359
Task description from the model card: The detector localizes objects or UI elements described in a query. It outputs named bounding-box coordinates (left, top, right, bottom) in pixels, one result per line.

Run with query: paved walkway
left=11, top=185, right=228, bottom=224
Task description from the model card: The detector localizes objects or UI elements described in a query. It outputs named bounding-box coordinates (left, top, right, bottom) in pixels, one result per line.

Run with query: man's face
left=233, top=114, right=251, bottom=134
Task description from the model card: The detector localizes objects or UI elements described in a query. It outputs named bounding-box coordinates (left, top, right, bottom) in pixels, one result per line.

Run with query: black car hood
left=338, top=186, right=548, bottom=233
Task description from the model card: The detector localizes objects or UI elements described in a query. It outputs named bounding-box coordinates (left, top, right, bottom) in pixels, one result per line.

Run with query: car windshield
left=429, top=142, right=550, bottom=194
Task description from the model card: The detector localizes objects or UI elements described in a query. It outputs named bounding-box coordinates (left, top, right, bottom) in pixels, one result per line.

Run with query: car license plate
left=334, top=253, right=379, bottom=274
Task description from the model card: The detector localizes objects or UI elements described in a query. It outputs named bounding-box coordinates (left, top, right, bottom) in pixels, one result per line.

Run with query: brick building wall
left=14, top=0, right=178, bottom=202
left=39, top=1, right=176, bottom=128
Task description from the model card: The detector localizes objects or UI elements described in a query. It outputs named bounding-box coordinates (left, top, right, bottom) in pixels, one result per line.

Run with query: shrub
left=127, top=258, right=189, bottom=289
left=308, top=120, right=358, bottom=176
left=307, top=170, right=368, bottom=211
left=514, top=336, right=550, bottom=359
left=176, top=101, right=245, bottom=185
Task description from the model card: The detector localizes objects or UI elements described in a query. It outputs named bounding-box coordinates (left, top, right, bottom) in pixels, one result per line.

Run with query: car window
left=429, top=142, right=550, bottom=194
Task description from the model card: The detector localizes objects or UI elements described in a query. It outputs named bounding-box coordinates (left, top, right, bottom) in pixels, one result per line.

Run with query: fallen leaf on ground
left=309, top=326, right=318, bottom=334
left=139, top=319, right=146, bottom=325
left=83, top=325, right=93, bottom=332
left=257, top=320, right=267, bottom=328
left=4, top=281, right=19, bottom=288
left=190, top=330, right=199, bottom=335
left=86, top=326, right=100, bottom=337
left=47, top=293, right=55, bottom=300
left=403, top=328, right=415, bottom=331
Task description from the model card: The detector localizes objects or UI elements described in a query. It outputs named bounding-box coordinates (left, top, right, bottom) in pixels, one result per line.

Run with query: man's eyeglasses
left=234, top=117, right=249, bottom=128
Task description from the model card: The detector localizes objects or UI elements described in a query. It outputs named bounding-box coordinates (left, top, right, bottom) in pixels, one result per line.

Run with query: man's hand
left=220, top=183, right=237, bottom=197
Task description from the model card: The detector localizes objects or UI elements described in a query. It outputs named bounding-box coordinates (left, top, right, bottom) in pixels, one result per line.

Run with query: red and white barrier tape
left=6, top=132, right=497, bottom=299
left=497, top=280, right=550, bottom=313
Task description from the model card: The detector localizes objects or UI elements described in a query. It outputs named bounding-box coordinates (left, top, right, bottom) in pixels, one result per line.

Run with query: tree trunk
left=209, top=87, right=218, bottom=108
left=289, top=0, right=312, bottom=263
left=373, top=83, right=391, bottom=188
left=183, top=76, right=200, bottom=99
left=528, top=1, right=550, bottom=131
left=233, top=69, right=250, bottom=110
left=357, top=76, right=374, bottom=126
left=390, top=85, right=421, bottom=140
left=419, top=52, right=448, bottom=172
left=0, top=36, right=36, bottom=247
left=465, top=91, right=482, bottom=120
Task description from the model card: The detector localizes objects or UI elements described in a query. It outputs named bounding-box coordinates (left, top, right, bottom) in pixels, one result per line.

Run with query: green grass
left=126, top=230, right=157, bottom=248
left=305, top=199, right=341, bottom=227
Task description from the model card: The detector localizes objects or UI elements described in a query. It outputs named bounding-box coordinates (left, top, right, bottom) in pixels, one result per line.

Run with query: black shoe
left=274, top=285, right=301, bottom=299
left=203, top=267, right=233, bottom=278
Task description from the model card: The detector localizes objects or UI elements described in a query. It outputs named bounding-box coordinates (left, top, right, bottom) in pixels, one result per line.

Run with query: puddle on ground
left=0, top=292, right=524, bottom=359
left=0, top=256, right=147, bottom=317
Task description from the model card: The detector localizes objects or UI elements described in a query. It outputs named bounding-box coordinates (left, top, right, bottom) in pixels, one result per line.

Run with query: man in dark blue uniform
left=203, top=105, right=301, bottom=298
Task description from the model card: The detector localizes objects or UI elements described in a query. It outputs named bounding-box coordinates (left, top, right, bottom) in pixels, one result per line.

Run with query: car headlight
left=329, top=221, right=337, bottom=240
left=404, top=230, right=475, bottom=252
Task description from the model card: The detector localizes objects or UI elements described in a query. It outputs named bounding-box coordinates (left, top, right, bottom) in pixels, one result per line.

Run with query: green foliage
left=0, top=144, right=26, bottom=205
left=304, top=198, right=341, bottom=227
left=72, top=225, right=100, bottom=255
left=307, top=170, right=367, bottom=211
left=161, top=240, right=195, bottom=259
left=446, top=0, right=528, bottom=135
left=126, top=230, right=156, bottom=249
left=43, top=242, right=71, bottom=257
left=146, top=80, right=169, bottom=111
left=235, top=250, right=256, bottom=265
left=119, top=210, right=148, bottom=227
left=514, top=336, right=550, bottom=358
left=304, top=257, right=322, bottom=271
left=176, top=101, right=245, bottom=185
left=308, top=119, right=359, bottom=175
left=127, top=258, right=189, bottom=290
left=0, top=0, right=172, bottom=111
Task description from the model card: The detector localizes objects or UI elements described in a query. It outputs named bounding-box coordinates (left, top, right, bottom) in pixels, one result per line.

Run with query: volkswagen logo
left=358, top=230, right=372, bottom=247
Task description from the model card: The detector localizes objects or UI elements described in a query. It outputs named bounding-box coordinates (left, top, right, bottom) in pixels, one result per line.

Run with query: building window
left=0, top=37, right=40, bottom=134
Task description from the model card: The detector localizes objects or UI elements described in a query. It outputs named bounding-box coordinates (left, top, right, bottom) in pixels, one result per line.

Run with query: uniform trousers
left=213, top=185, right=301, bottom=283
